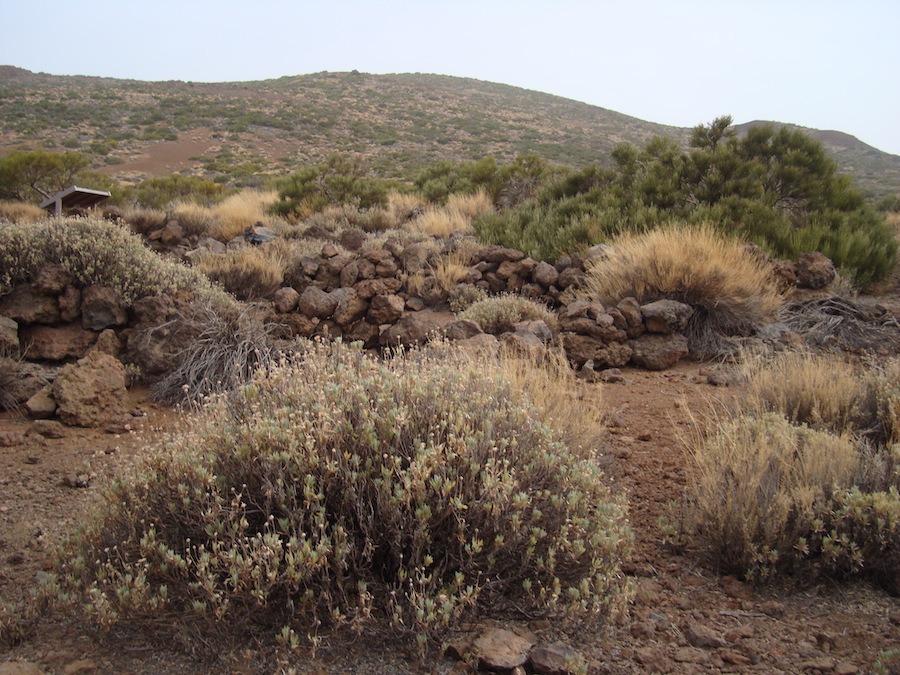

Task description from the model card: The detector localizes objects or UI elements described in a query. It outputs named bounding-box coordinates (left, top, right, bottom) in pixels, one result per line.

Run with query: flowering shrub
left=458, top=294, right=557, bottom=334
left=0, top=216, right=228, bottom=306
left=51, top=341, right=632, bottom=650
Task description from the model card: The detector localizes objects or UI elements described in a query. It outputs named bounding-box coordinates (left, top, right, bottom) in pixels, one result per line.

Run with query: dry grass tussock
left=581, top=224, right=783, bottom=357
left=209, top=190, right=278, bottom=241
left=0, top=200, right=45, bottom=223
left=744, top=351, right=900, bottom=447
left=682, top=412, right=859, bottom=578
left=406, top=190, right=493, bottom=237
left=123, top=207, right=168, bottom=235
left=149, top=300, right=283, bottom=406
left=192, top=239, right=292, bottom=300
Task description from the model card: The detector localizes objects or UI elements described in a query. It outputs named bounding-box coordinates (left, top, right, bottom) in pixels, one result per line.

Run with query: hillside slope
left=1, top=68, right=897, bottom=197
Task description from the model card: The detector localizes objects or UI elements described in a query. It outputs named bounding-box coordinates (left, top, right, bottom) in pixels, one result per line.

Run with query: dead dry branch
left=782, top=295, right=900, bottom=354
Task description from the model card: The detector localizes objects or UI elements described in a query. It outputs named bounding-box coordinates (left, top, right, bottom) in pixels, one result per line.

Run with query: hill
left=1, top=67, right=898, bottom=198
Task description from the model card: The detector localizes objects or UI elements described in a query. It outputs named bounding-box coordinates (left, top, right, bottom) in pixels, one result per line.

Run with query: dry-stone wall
left=4, top=227, right=827, bottom=425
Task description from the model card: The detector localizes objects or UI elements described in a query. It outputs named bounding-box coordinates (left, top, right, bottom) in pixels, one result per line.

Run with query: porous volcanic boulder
left=561, top=333, right=633, bottom=368
left=331, top=288, right=369, bottom=326
left=379, top=311, right=447, bottom=348
left=25, top=387, right=57, bottom=419
left=366, top=293, right=404, bottom=325
left=532, top=260, right=559, bottom=288
left=33, top=263, right=73, bottom=294
left=400, top=242, right=433, bottom=274
left=630, top=333, right=689, bottom=370
left=616, top=297, right=645, bottom=338
left=298, top=286, right=338, bottom=319
left=0, top=316, right=18, bottom=354
left=445, top=319, right=483, bottom=341
left=354, top=277, right=402, bottom=300
left=339, top=228, right=366, bottom=251
left=0, top=357, right=53, bottom=405
left=529, top=641, right=582, bottom=675
left=796, top=251, right=836, bottom=290
left=640, top=299, right=693, bottom=334
left=81, top=285, right=127, bottom=330
left=52, top=352, right=128, bottom=427
left=273, top=287, right=300, bottom=313
left=557, top=267, right=585, bottom=290
left=20, top=324, right=98, bottom=361
left=0, top=285, right=60, bottom=325
left=58, top=285, right=82, bottom=322
left=473, top=627, right=534, bottom=671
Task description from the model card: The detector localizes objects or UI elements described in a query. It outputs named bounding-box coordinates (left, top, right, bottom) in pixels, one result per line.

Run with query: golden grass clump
left=386, top=190, right=427, bottom=222
left=406, top=189, right=493, bottom=237
left=209, top=189, right=278, bottom=241
left=192, top=239, right=292, bottom=300
left=0, top=200, right=46, bottom=223
left=581, top=224, right=783, bottom=356
left=169, top=201, right=215, bottom=238
left=123, top=206, right=168, bottom=235
left=684, top=412, right=859, bottom=578
left=743, top=351, right=866, bottom=436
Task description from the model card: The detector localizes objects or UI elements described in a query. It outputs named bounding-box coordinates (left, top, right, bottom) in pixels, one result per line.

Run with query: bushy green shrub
left=458, top=294, right=558, bottom=335
left=123, top=174, right=230, bottom=210
left=271, top=155, right=389, bottom=219
left=0, top=216, right=229, bottom=306
left=469, top=118, right=896, bottom=285
left=50, top=341, right=632, bottom=649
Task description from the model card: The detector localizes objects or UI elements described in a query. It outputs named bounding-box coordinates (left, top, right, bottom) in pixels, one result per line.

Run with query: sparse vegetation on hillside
left=50, top=340, right=631, bottom=651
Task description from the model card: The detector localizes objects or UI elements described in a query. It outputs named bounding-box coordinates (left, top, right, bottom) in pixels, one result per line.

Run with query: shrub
left=448, top=284, right=488, bottom=313
left=192, top=241, right=291, bottom=300
left=0, top=200, right=45, bottom=223
left=209, top=190, right=279, bottom=242
left=458, top=294, right=558, bottom=335
left=51, top=341, right=631, bottom=650
left=580, top=224, right=783, bottom=357
left=125, top=174, right=228, bottom=210
left=271, top=155, right=389, bottom=220
left=745, top=353, right=900, bottom=450
left=149, top=300, right=282, bottom=405
left=0, top=216, right=229, bottom=306
left=682, top=413, right=859, bottom=580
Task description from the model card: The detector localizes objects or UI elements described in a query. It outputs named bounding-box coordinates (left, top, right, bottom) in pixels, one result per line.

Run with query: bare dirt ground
left=2, top=360, right=897, bottom=674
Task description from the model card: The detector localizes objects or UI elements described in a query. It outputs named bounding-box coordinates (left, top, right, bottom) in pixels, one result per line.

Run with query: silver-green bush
left=51, top=341, right=631, bottom=649
left=458, top=294, right=557, bottom=334
left=0, top=216, right=229, bottom=306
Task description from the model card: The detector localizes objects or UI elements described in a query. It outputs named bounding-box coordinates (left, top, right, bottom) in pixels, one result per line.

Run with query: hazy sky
left=2, top=0, right=898, bottom=155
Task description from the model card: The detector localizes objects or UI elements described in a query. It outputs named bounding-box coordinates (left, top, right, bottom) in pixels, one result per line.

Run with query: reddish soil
left=1, top=366, right=898, bottom=673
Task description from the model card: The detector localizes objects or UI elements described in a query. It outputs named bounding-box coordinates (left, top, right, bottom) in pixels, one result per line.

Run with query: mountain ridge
left=1, top=67, right=897, bottom=198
